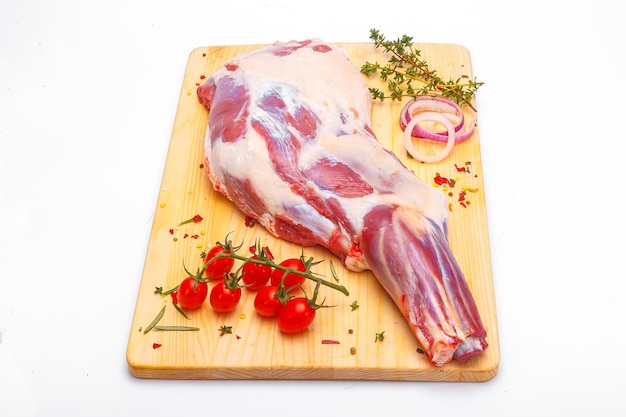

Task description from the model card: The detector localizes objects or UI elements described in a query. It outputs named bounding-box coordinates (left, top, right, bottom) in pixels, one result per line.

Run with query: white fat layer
left=205, top=40, right=447, bottom=245
left=209, top=125, right=336, bottom=239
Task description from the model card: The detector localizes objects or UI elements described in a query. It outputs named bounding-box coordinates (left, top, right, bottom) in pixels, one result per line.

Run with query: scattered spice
left=199, top=163, right=204, bottom=169
left=159, top=203, right=166, bottom=208
left=169, top=228, right=174, bottom=235
left=433, top=173, right=451, bottom=186
left=219, top=325, right=233, bottom=336
left=322, top=339, right=340, bottom=344
left=375, top=331, right=385, bottom=343
left=348, top=329, right=354, bottom=334
left=350, top=347, right=357, bottom=355
left=152, top=343, right=162, bottom=349
left=454, top=161, right=472, bottom=174
left=240, top=313, right=246, bottom=320
left=432, top=162, right=479, bottom=210
left=416, top=347, right=425, bottom=355
left=244, top=216, right=256, bottom=227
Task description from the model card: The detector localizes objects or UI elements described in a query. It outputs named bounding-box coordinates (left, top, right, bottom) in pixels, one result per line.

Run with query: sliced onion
left=403, top=111, right=456, bottom=163
left=400, top=96, right=475, bottom=144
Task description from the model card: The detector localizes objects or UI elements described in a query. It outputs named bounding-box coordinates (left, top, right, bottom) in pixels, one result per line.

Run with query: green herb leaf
left=219, top=325, right=233, bottom=336
left=172, top=302, right=190, bottom=320
left=143, top=305, right=166, bottom=334
left=361, top=28, right=483, bottom=110
left=153, top=325, right=199, bottom=331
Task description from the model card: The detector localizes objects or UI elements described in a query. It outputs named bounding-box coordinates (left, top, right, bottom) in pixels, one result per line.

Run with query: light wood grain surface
left=126, top=42, right=499, bottom=382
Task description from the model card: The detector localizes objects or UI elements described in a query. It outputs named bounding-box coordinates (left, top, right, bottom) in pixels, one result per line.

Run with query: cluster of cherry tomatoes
left=173, top=240, right=320, bottom=334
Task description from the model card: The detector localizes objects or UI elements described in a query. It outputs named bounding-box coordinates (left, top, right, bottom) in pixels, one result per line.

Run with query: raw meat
left=197, top=39, right=487, bottom=366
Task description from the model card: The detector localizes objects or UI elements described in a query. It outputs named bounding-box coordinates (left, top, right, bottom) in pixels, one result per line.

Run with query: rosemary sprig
left=143, top=305, right=166, bottom=334
left=153, top=325, right=199, bottom=331
left=360, top=28, right=483, bottom=111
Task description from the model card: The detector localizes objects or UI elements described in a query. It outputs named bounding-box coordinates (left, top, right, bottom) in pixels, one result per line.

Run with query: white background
left=1, top=1, right=625, bottom=416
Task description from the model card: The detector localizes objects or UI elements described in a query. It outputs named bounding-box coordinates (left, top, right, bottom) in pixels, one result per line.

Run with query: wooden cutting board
left=126, top=42, right=500, bottom=382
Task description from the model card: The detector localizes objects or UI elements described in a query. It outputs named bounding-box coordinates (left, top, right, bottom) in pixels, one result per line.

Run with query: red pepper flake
left=236, top=335, right=241, bottom=340
left=152, top=343, right=162, bottom=349
left=199, top=75, right=206, bottom=80
left=178, top=214, right=203, bottom=226
left=433, top=173, right=450, bottom=186
left=455, top=161, right=472, bottom=175
left=459, top=202, right=467, bottom=208
left=183, top=233, right=189, bottom=239
left=248, top=244, right=275, bottom=260
left=191, top=234, right=199, bottom=239
left=244, top=216, right=256, bottom=227
left=458, top=191, right=467, bottom=202
left=169, top=228, right=174, bottom=235
left=322, top=339, right=340, bottom=344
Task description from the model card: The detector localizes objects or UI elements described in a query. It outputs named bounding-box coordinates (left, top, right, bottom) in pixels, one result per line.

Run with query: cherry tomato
left=176, top=277, right=208, bottom=310
left=242, top=257, right=272, bottom=291
left=277, top=297, right=316, bottom=334
left=253, top=285, right=283, bottom=318
left=204, top=245, right=234, bottom=281
left=270, top=258, right=306, bottom=293
left=209, top=281, right=242, bottom=313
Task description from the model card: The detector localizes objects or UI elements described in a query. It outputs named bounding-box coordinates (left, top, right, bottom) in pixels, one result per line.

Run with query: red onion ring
left=403, top=111, right=456, bottom=163
left=400, top=96, right=475, bottom=143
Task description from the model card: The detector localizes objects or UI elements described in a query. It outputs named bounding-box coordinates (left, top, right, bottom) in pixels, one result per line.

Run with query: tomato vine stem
left=198, top=240, right=350, bottom=296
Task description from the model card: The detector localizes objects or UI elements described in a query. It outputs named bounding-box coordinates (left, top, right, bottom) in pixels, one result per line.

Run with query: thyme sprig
left=360, top=28, right=483, bottom=111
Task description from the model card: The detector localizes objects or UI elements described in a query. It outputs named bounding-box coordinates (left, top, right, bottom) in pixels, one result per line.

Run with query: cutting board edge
left=127, top=360, right=500, bottom=382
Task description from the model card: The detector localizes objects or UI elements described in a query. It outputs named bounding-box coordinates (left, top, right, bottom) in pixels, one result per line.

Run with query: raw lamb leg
left=197, top=39, right=487, bottom=366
